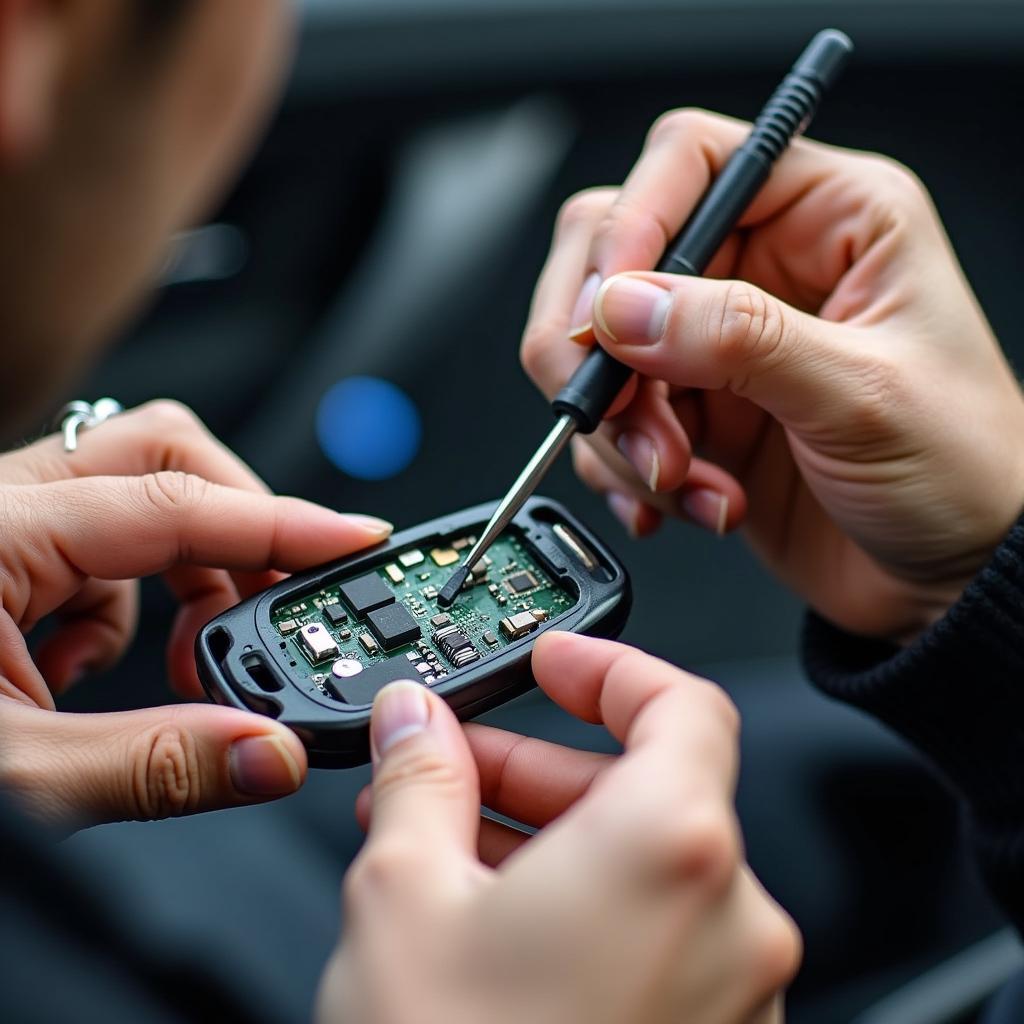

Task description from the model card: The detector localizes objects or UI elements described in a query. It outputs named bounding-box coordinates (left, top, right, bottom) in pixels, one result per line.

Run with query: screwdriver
left=438, top=28, right=853, bottom=608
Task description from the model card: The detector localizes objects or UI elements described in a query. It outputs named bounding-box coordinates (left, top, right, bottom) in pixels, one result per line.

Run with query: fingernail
left=607, top=492, right=640, bottom=538
left=341, top=514, right=394, bottom=536
left=617, top=432, right=660, bottom=491
left=594, top=275, right=672, bottom=345
left=371, top=680, right=430, bottom=760
left=568, top=271, right=601, bottom=342
left=230, top=734, right=302, bottom=796
left=681, top=489, right=729, bottom=537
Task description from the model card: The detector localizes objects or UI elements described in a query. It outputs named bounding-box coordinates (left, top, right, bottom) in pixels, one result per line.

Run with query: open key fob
left=196, top=496, right=631, bottom=767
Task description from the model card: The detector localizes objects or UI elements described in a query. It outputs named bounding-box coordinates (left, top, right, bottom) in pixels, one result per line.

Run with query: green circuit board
left=270, top=527, right=577, bottom=704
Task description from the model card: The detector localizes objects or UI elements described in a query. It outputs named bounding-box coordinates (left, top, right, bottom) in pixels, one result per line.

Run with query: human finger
left=591, top=270, right=872, bottom=429
left=0, top=698, right=307, bottom=830
left=571, top=435, right=746, bottom=536
left=465, top=723, right=612, bottom=828
left=530, top=633, right=740, bottom=803
left=0, top=399, right=269, bottom=491
left=0, top=400, right=290, bottom=605
left=521, top=187, right=637, bottom=416
left=162, top=565, right=242, bottom=698
left=4, top=475, right=392, bottom=631
left=32, top=578, right=139, bottom=692
left=354, top=683, right=482, bottom=894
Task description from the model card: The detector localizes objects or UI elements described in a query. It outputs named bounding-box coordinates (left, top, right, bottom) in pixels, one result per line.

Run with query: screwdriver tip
left=436, top=565, right=470, bottom=609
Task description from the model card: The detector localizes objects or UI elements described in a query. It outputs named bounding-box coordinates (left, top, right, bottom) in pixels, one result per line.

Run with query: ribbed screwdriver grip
left=746, top=73, right=821, bottom=162
left=550, top=29, right=852, bottom=436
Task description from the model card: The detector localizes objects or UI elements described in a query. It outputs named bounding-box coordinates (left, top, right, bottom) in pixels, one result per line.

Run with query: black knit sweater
left=804, top=519, right=1024, bottom=932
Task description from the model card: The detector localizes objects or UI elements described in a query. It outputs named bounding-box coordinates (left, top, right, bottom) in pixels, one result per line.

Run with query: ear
left=0, top=0, right=61, bottom=162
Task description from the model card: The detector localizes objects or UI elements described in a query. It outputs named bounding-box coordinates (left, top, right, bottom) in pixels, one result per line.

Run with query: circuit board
left=270, top=527, right=577, bottom=705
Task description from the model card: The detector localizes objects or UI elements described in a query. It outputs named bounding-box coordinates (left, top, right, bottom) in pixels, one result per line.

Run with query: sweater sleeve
left=802, top=519, right=1024, bottom=930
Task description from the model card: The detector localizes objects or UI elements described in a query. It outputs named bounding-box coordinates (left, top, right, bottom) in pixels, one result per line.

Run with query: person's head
left=0, top=0, right=293, bottom=438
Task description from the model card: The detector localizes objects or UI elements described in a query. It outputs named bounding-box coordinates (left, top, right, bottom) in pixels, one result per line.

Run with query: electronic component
left=366, top=602, right=422, bottom=651
left=332, top=658, right=363, bottom=678
left=499, top=611, right=542, bottom=642
left=432, top=625, right=481, bottom=669
left=430, top=547, right=459, bottom=567
left=404, top=647, right=447, bottom=686
left=452, top=535, right=476, bottom=551
left=384, top=563, right=405, bottom=585
left=505, top=571, right=539, bottom=595
left=297, top=623, right=339, bottom=664
left=323, top=604, right=348, bottom=627
left=329, top=655, right=424, bottom=705
left=339, top=573, right=395, bottom=619
left=198, top=498, right=629, bottom=768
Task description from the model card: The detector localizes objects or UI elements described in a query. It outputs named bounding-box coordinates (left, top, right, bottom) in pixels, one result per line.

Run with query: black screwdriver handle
left=551, top=28, right=853, bottom=434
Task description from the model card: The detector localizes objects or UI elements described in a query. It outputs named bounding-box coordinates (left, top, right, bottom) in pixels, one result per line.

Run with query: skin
left=326, top=634, right=799, bottom=1024
left=0, top=0, right=292, bottom=442
left=521, top=109, right=1024, bottom=642
left=0, top=5, right=799, bottom=1021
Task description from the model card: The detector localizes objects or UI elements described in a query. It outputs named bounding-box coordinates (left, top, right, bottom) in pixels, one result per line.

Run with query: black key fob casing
left=196, top=497, right=630, bottom=767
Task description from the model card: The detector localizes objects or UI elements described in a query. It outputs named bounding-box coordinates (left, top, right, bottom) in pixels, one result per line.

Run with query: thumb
left=364, top=681, right=480, bottom=869
left=0, top=701, right=306, bottom=830
left=592, top=271, right=861, bottom=427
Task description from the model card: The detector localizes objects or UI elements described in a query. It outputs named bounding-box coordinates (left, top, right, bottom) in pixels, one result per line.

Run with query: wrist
left=804, top=511, right=1024, bottom=822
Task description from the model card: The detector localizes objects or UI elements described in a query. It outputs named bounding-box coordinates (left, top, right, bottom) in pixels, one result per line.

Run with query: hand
left=323, top=633, right=799, bottom=1024
left=521, top=109, right=1024, bottom=641
left=0, top=400, right=392, bottom=830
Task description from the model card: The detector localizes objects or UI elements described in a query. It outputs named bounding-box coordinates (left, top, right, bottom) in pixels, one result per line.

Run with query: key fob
left=196, top=496, right=630, bottom=767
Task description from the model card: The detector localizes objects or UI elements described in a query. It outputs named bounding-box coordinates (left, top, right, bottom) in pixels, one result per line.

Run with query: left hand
left=0, top=400, right=392, bottom=831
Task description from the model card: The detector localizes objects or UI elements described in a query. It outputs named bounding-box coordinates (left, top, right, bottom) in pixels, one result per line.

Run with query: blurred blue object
left=316, top=376, right=422, bottom=480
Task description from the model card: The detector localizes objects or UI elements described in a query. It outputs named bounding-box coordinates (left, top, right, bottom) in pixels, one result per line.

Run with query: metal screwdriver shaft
left=436, top=415, right=576, bottom=606
left=438, top=28, right=853, bottom=608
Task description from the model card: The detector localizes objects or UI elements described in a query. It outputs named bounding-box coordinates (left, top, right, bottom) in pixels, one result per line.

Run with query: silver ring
left=53, top=398, right=124, bottom=452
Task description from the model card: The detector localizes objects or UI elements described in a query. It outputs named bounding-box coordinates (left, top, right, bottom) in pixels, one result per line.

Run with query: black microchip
left=505, top=571, right=536, bottom=594
left=328, top=657, right=422, bottom=705
left=339, top=573, right=395, bottom=618
left=367, top=602, right=422, bottom=651
left=323, top=604, right=348, bottom=626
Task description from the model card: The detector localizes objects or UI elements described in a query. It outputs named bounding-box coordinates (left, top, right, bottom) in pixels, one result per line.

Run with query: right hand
left=321, top=633, right=799, bottom=1024
left=521, top=110, right=1024, bottom=641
